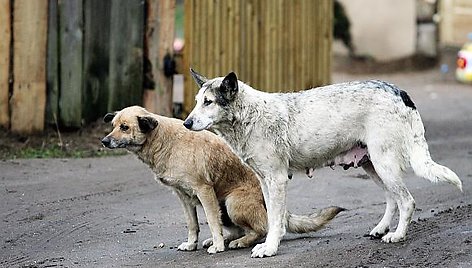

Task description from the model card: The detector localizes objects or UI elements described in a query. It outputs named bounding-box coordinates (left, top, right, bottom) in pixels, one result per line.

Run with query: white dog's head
left=184, top=69, right=239, bottom=131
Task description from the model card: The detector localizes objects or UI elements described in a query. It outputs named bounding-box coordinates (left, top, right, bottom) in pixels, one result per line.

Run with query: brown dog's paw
left=207, top=244, right=225, bottom=254
left=177, top=242, right=198, bottom=251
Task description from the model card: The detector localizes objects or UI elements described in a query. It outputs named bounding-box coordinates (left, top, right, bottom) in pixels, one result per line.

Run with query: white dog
left=184, top=69, right=462, bottom=258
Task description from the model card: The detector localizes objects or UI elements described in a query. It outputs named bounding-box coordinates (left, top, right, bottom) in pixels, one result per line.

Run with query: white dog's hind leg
left=369, top=155, right=415, bottom=243
left=251, top=170, right=288, bottom=258
left=371, top=193, right=396, bottom=238
left=362, top=162, right=397, bottom=238
left=382, top=183, right=415, bottom=243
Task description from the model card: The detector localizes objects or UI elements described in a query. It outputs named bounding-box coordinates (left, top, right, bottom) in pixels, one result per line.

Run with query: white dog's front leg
left=251, top=171, right=288, bottom=258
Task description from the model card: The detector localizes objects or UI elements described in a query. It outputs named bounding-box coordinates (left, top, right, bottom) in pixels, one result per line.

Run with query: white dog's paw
left=250, top=242, right=278, bottom=258
left=202, top=238, right=213, bottom=248
left=381, top=232, right=405, bottom=243
left=177, top=242, right=197, bottom=251
left=207, top=243, right=225, bottom=254
left=369, top=226, right=389, bottom=239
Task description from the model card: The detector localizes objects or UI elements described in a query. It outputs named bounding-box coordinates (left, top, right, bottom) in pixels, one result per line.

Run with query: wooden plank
left=207, top=0, right=215, bottom=77
left=83, top=0, right=111, bottom=122
left=287, top=0, right=295, bottom=90
left=183, top=0, right=193, bottom=116
left=220, top=0, right=228, bottom=74
left=0, top=0, right=10, bottom=128
left=269, top=1, right=276, bottom=91
left=264, top=1, right=271, bottom=90
left=245, top=0, right=253, bottom=84
left=279, top=0, right=287, bottom=91
left=317, top=0, right=330, bottom=86
left=214, top=0, right=221, bottom=75
left=144, top=0, right=175, bottom=116
left=241, top=0, right=249, bottom=83
left=254, top=0, right=262, bottom=89
left=10, top=0, right=48, bottom=134
left=199, top=0, right=207, bottom=74
left=325, top=0, right=333, bottom=85
left=306, top=0, right=314, bottom=89
left=312, top=0, right=319, bottom=87
left=58, top=0, right=83, bottom=127
left=233, top=0, right=240, bottom=76
left=46, top=0, right=58, bottom=125
left=197, top=0, right=204, bottom=73
left=108, top=0, right=144, bottom=111
left=273, top=0, right=281, bottom=91
left=294, top=0, right=303, bottom=90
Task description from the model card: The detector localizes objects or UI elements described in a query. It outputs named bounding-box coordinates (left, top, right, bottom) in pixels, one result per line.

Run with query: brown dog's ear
left=137, top=116, right=158, bottom=133
left=103, top=112, right=116, bottom=123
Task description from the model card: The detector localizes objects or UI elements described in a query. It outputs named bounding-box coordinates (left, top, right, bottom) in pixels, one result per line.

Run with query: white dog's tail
left=286, top=206, right=345, bottom=234
left=408, top=111, right=462, bottom=191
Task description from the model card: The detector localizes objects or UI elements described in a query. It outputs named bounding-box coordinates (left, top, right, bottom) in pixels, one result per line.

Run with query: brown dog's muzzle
left=101, top=136, right=112, bottom=148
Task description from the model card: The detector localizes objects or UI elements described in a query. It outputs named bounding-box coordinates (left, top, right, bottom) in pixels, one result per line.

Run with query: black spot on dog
left=399, top=90, right=416, bottom=110
left=366, top=80, right=416, bottom=110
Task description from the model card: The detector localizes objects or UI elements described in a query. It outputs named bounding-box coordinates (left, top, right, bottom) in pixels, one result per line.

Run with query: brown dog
left=102, top=106, right=343, bottom=254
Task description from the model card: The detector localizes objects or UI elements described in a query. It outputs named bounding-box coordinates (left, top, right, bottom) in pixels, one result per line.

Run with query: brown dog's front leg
left=175, top=189, right=199, bottom=251
left=196, top=184, right=225, bottom=254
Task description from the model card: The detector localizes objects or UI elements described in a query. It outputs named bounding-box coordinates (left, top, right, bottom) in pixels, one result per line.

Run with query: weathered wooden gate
left=0, top=0, right=48, bottom=133
left=182, top=0, right=333, bottom=115
left=0, top=0, right=175, bottom=134
left=47, top=0, right=145, bottom=128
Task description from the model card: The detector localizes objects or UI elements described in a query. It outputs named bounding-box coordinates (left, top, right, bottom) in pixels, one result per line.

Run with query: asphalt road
left=1, top=70, right=471, bottom=267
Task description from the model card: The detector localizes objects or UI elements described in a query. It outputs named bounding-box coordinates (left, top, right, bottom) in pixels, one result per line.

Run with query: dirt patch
left=0, top=120, right=123, bottom=159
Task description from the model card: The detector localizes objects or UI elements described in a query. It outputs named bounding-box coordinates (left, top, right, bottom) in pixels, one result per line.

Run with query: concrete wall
left=338, top=0, right=416, bottom=61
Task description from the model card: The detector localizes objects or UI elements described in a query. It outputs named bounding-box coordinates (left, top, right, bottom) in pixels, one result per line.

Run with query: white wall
left=338, top=0, right=416, bottom=61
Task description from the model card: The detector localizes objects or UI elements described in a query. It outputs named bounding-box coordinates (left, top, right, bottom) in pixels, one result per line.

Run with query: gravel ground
left=1, top=69, right=471, bottom=267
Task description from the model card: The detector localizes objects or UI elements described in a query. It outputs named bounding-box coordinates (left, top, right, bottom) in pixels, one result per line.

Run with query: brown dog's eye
left=120, top=124, right=129, bottom=131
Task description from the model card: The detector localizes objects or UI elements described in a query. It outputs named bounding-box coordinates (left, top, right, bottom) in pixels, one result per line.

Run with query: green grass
left=2, top=145, right=127, bottom=160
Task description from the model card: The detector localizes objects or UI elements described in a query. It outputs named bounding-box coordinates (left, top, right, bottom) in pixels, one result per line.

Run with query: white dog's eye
left=203, top=97, right=213, bottom=106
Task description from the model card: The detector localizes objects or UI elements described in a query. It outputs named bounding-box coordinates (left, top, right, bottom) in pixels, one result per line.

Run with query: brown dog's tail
left=286, top=206, right=345, bottom=234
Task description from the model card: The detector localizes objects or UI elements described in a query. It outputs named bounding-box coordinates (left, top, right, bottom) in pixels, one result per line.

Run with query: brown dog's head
left=101, top=106, right=158, bottom=152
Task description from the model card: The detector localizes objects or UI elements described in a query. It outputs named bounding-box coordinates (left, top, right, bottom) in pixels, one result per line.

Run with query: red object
left=457, top=56, right=467, bottom=69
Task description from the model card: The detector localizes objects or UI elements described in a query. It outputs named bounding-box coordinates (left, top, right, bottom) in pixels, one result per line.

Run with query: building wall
left=338, top=0, right=416, bottom=61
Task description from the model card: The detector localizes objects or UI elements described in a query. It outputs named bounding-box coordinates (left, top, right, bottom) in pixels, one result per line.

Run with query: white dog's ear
left=103, top=112, right=117, bottom=123
left=190, top=68, right=208, bottom=88
left=137, top=116, right=158, bottom=133
left=218, top=72, right=238, bottom=104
